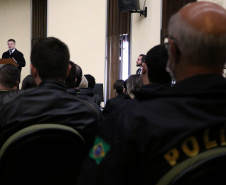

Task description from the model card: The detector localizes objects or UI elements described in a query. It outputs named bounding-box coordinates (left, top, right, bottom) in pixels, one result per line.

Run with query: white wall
left=0, top=0, right=31, bottom=89
left=130, top=0, right=162, bottom=74
left=48, top=0, right=107, bottom=85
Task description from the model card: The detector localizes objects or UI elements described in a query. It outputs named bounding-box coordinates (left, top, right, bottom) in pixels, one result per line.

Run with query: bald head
left=180, top=2, right=226, bottom=35
left=167, top=1, right=226, bottom=82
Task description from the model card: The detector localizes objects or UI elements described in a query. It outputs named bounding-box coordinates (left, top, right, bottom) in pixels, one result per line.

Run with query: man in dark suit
left=2, top=39, right=26, bottom=88
left=136, top=54, right=145, bottom=74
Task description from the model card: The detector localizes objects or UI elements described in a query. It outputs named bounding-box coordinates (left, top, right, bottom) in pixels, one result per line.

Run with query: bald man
left=76, top=2, right=226, bottom=185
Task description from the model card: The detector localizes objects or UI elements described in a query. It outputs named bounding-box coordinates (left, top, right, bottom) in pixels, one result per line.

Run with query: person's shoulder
left=1, top=90, right=27, bottom=107
left=2, top=51, right=8, bottom=56
left=80, top=88, right=94, bottom=97
left=103, top=99, right=138, bottom=119
left=107, top=96, right=117, bottom=103
left=15, top=49, right=24, bottom=55
left=64, top=89, right=100, bottom=115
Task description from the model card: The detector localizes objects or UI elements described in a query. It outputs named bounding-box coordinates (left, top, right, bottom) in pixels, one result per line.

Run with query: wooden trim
left=106, top=0, right=130, bottom=100
left=161, top=0, right=196, bottom=44
left=32, top=0, right=47, bottom=47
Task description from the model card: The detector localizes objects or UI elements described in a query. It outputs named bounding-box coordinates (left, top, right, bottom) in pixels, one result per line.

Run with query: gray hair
left=127, top=74, right=143, bottom=99
left=168, top=13, right=226, bottom=68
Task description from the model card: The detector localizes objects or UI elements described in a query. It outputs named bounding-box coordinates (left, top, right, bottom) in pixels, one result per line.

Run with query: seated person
left=76, top=2, right=226, bottom=185
left=102, top=79, right=131, bottom=118
left=0, top=64, right=19, bottom=91
left=0, top=64, right=21, bottom=108
left=79, top=75, right=88, bottom=88
left=133, top=44, right=172, bottom=101
left=65, top=61, right=103, bottom=124
left=21, top=74, right=37, bottom=90
left=84, top=74, right=102, bottom=107
left=0, top=37, right=98, bottom=153
left=126, top=74, right=143, bottom=99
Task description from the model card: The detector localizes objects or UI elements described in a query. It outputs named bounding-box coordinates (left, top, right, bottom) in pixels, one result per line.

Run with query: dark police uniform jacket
left=67, top=88, right=103, bottom=125
left=76, top=74, right=226, bottom=185
left=0, top=80, right=99, bottom=152
left=102, top=93, right=132, bottom=119
left=134, top=83, right=171, bottom=101
left=0, top=90, right=23, bottom=108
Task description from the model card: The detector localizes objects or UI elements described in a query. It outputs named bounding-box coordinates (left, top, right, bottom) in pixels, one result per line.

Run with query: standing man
left=2, top=39, right=26, bottom=88
left=136, top=54, right=145, bottom=74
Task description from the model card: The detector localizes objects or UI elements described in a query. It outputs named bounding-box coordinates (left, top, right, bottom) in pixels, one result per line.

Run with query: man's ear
left=30, top=64, right=37, bottom=78
left=13, top=81, right=19, bottom=90
left=142, top=63, right=147, bottom=74
left=66, top=64, right=71, bottom=77
left=123, top=87, right=127, bottom=94
left=168, top=39, right=180, bottom=64
left=30, top=64, right=42, bottom=86
left=141, top=63, right=150, bottom=85
left=166, top=39, right=180, bottom=79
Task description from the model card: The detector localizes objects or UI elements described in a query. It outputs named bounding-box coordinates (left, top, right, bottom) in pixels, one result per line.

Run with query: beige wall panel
left=131, top=0, right=161, bottom=75
left=198, top=0, right=226, bottom=7
left=0, top=0, right=31, bottom=88
left=48, top=0, right=107, bottom=85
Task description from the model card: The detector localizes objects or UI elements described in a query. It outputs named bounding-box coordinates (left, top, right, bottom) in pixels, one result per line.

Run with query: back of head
left=21, top=75, right=37, bottom=90
left=140, top=54, right=146, bottom=63
left=65, top=61, right=76, bottom=88
left=65, top=61, right=83, bottom=88
left=79, top=75, right=88, bottom=88
left=0, top=64, right=20, bottom=90
left=168, top=1, right=226, bottom=80
left=30, top=37, right=70, bottom=81
left=113, top=80, right=125, bottom=95
left=75, top=64, right=82, bottom=87
left=127, top=74, right=143, bottom=99
left=145, top=44, right=172, bottom=84
left=84, top=74, right=96, bottom=89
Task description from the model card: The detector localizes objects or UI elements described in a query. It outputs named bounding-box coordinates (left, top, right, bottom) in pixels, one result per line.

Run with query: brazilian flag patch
left=89, top=136, right=111, bottom=164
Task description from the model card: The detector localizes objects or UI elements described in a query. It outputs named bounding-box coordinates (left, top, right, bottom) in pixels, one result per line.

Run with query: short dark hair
left=145, top=44, right=171, bottom=84
left=65, top=61, right=83, bottom=88
left=65, top=61, right=76, bottom=88
left=0, top=64, right=20, bottom=89
left=139, top=54, right=146, bottom=63
left=84, top=74, right=96, bottom=89
left=75, top=64, right=82, bottom=87
left=113, top=79, right=125, bottom=94
left=30, top=37, right=70, bottom=81
left=8, top=39, right=15, bottom=43
left=21, top=75, right=37, bottom=90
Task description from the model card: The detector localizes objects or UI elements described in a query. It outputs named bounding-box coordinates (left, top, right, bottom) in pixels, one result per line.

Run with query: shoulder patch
left=89, top=136, right=111, bottom=164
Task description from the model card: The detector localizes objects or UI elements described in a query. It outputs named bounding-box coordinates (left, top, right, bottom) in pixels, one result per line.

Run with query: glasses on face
left=137, top=58, right=142, bottom=61
left=164, top=36, right=180, bottom=54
